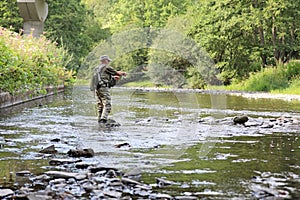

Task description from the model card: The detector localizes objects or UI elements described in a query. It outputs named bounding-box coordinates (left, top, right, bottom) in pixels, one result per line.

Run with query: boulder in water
left=233, top=115, right=249, bottom=125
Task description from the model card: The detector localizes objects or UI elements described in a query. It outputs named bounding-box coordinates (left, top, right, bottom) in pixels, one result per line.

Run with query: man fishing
left=92, top=55, right=126, bottom=124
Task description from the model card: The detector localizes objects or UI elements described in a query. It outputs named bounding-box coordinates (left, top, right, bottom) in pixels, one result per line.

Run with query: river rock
left=149, top=193, right=173, bottom=199
left=44, top=171, right=86, bottom=180
left=104, top=190, right=123, bottom=198
left=121, top=177, right=142, bottom=186
left=233, top=115, right=249, bottom=125
left=75, top=161, right=95, bottom=169
left=261, top=123, right=274, bottom=128
left=50, top=138, right=61, bottom=142
left=100, top=119, right=121, bottom=128
left=156, top=178, right=175, bottom=187
left=67, top=148, right=94, bottom=158
left=89, top=166, right=119, bottom=174
left=16, top=170, right=32, bottom=176
left=39, top=145, right=57, bottom=154
left=124, top=168, right=142, bottom=181
left=49, top=158, right=82, bottom=165
left=0, top=189, right=14, bottom=198
left=115, top=142, right=131, bottom=148
left=175, top=196, right=198, bottom=200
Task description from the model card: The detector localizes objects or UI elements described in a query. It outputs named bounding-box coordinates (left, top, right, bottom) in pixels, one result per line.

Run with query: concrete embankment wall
left=0, top=85, right=64, bottom=109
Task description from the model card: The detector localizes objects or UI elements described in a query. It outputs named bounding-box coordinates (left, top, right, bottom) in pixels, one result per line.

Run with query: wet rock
left=261, top=123, right=274, bottom=128
left=89, top=166, right=119, bottom=174
left=50, top=138, right=60, bottom=142
left=233, top=115, right=249, bottom=125
left=44, top=171, right=86, bottom=180
left=156, top=178, right=175, bottom=188
left=104, top=190, right=122, bottom=198
left=16, top=170, right=32, bottom=176
left=27, top=192, right=53, bottom=200
left=149, top=193, right=173, bottom=199
left=49, top=158, right=82, bottom=165
left=67, top=148, right=94, bottom=158
left=0, top=189, right=14, bottom=198
left=175, top=196, right=198, bottom=200
left=124, top=168, right=142, bottom=181
left=121, top=177, right=142, bottom=186
left=251, top=184, right=288, bottom=199
left=39, top=145, right=57, bottom=154
left=106, top=169, right=117, bottom=178
left=75, top=162, right=94, bottom=169
left=115, top=142, right=131, bottom=148
left=100, top=119, right=121, bottom=128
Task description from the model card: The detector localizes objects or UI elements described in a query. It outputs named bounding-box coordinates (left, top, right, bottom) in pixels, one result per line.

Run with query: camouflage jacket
left=96, top=64, right=118, bottom=84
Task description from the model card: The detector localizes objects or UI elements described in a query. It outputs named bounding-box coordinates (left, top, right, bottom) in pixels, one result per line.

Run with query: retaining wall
left=0, top=85, right=64, bottom=109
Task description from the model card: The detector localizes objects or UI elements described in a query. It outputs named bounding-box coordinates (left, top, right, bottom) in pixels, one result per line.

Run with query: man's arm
left=106, top=66, right=126, bottom=77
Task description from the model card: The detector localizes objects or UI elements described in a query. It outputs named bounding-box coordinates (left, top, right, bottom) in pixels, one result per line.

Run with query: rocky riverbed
left=0, top=114, right=299, bottom=200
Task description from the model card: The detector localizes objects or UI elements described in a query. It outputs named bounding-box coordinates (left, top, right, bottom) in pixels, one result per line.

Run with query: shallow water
left=0, top=86, right=299, bottom=199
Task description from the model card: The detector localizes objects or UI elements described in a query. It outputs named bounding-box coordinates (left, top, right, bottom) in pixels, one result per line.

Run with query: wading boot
left=98, top=119, right=107, bottom=124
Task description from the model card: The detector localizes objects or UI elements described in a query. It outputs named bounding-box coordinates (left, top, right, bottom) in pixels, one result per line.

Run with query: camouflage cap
left=100, top=55, right=112, bottom=62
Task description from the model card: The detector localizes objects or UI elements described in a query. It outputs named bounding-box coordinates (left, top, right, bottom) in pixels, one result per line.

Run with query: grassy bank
left=210, top=61, right=300, bottom=95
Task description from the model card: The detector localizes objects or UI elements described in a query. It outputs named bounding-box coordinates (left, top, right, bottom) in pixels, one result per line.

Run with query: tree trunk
left=272, top=15, right=280, bottom=63
left=253, top=0, right=267, bottom=66
left=258, top=26, right=267, bottom=66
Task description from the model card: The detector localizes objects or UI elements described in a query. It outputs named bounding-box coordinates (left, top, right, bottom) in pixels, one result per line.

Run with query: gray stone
left=39, top=145, right=57, bottom=154
left=261, top=123, right=274, bottom=128
left=44, top=171, right=86, bottom=180
left=0, top=189, right=14, bottom=198
left=121, top=177, right=142, bottom=186
left=149, top=193, right=173, bottom=199
left=156, top=178, right=175, bottom=187
left=49, top=158, right=82, bottom=165
left=27, top=192, right=52, bottom=200
left=104, top=190, right=122, bottom=198
left=16, top=170, right=32, bottom=176
left=67, top=148, right=94, bottom=158
left=89, top=166, right=118, bottom=174
left=175, top=196, right=198, bottom=200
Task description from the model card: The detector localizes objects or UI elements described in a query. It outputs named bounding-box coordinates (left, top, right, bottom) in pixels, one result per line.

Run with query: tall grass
left=226, top=61, right=300, bottom=94
left=0, top=27, right=74, bottom=95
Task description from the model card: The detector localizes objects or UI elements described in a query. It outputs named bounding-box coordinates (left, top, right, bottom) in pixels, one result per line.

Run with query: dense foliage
left=0, top=0, right=299, bottom=93
left=81, top=0, right=300, bottom=91
left=0, top=27, right=74, bottom=95
left=44, top=0, right=109, bottom=71
left=188, top=0, right=300, bottom=84
left=0, top=0, right=22, bottom=32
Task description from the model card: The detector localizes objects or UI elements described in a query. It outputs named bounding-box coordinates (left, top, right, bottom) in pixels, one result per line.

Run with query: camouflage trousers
left=95, top=86, right=111, bottom=121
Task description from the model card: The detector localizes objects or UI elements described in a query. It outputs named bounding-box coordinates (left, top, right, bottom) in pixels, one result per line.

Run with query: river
left=0, top=86, right=300, bottom=199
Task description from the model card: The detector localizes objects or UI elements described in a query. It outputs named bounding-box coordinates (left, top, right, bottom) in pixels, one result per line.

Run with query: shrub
left=0, top=27, right=74, bottom=95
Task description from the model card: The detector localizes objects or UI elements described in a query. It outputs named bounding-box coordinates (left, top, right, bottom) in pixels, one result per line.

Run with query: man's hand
left=113, top=75, right=121, bottom=80
left=117, top=71, right=126, bottom=76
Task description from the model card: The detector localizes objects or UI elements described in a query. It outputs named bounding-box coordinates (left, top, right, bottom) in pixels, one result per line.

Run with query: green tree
left=44, top=0, right=91, bottom=71
left=187, top=0, right=300, bottom=84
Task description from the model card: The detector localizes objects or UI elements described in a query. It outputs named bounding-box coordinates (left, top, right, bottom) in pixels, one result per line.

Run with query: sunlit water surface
left=0, top=86, right=299, bottom=199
